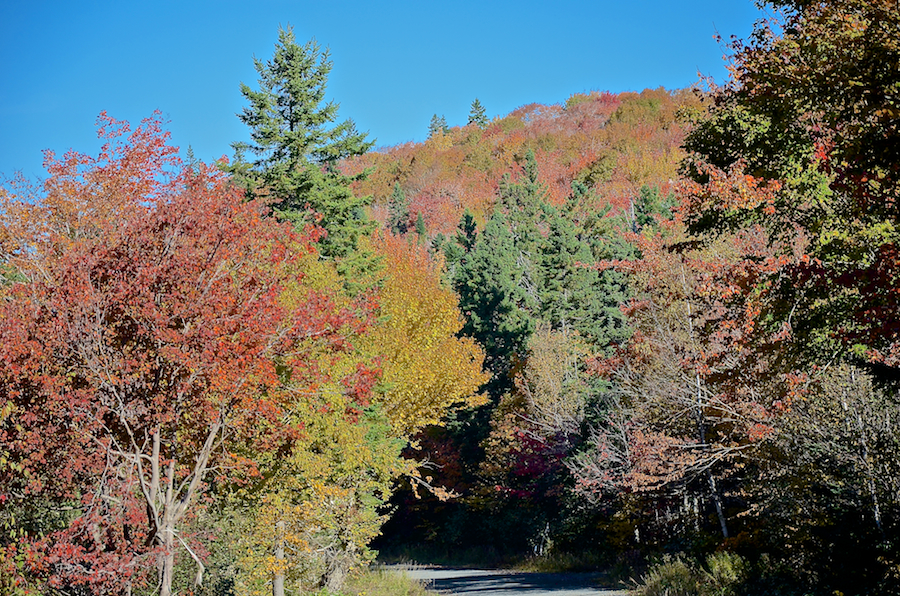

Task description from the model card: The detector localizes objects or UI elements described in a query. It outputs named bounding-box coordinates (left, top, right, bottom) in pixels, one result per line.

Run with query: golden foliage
left=364, top=233, right=488, bottom=435
left=516, top=323, right=591, bottom=434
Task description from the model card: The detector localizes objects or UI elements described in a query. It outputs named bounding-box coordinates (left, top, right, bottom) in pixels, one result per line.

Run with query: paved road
left=401, top=566, right=631, bottom=596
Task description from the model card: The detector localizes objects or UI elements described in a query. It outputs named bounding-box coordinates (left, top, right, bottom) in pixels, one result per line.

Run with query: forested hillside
left=2, top=1, right=900, bottom=595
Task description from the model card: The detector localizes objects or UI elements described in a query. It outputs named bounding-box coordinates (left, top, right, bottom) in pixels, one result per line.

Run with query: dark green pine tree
left=452, top=211, right=536, bottom=395
left=447, top=152, right=552, bottom=391
left=227, top=26, right=377, bottom=282
left=443, top=209, right=478, bottom=282
left=387, top=182, right=410, bottom=234
left=428, top=114, right=449, bottom=138
left=630, top=184, right=675, bottom=233
left=467, top=98, right=488, bottom=128
left=499, top=149, right=549, bottom=231
left=538, top=199, right=631, bottom=352
left=496, top=149, right=551, bottom=313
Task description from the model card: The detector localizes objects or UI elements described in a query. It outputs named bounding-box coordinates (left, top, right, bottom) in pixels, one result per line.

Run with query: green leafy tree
left=468, top=98, right=489, bottom=128
left=681, top=0, right=900, bottom=370
left=228, top=26, right=376, bottom=278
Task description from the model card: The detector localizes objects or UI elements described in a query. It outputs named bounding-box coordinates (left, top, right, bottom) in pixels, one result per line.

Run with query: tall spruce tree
left=452, top=211, right=535, bottom=393
left=538, top=200, right=630, bottom=351
left=468, top=98, right=488, bottom=128
left=449, top=153, right=550, bottom=394
left=414, top=211, right=427, bottom=243
left=497, top=149, right=550, bottom=313
left=228, top=26, right=376, bottom=278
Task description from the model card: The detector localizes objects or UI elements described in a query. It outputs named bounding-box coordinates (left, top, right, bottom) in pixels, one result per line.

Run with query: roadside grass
left=512, top=550, right=613, bottom=573
left=376, top=544, right=510, bottom=568
left=339, top=567, right=440, bottom=596
left=512, top=551, right=636, bottom=591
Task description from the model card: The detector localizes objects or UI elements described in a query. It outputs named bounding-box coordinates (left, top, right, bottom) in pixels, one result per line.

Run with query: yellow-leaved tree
left=363, top=233, right=488, bottom=437
left=225, top=253, right=405, bottom=596
left=225, top=236, right=487, bottom=595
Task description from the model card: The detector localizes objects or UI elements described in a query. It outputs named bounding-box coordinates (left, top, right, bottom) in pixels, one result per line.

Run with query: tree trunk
left=325, top=564, right=347, bottom=594
left=708, top=472, right=729, bottom=539
left=846, top=369, right=884, bottom=536
left=273, top=520, right=285, bottom=596
left=159, top=526, right=176, bottom=596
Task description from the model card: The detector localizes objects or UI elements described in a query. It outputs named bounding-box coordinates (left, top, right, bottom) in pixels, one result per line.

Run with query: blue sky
left=1, top=1, right=764, bottom=180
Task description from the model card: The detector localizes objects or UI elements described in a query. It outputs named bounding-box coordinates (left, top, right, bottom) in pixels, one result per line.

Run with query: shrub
left=634, top=552, right=749, bottom=596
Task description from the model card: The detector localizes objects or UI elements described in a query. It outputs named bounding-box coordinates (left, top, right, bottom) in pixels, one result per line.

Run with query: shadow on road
left=403, top=567, right=630, bottom=595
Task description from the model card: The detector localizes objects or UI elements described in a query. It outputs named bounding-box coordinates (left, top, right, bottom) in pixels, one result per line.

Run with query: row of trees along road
left=0, top=26, right=486, bottom=596
left=4, top=1, right=900, bottom=594
left=355, top=2, right=900, bottom=593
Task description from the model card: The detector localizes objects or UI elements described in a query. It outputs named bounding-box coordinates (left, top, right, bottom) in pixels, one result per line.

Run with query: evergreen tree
left=630, top=184, right=674, bottom=233
left=453, top=212, right=535, bottom=389
left=387, top=182, right=410, bottom=234
left=228, top=26, right=376, bottom=276
left=443, top=210, right=479, bottom=282
left=496, top=149, right=550, bottom=312
left=538, top=201, right=631, bottom=351
left=414, top=211, right=427, bottom=243
left=449, top=152, right=552, bottom=391
left=468, top=98, right=489, bottom=128
left=428, top=114, right=449, bottom=138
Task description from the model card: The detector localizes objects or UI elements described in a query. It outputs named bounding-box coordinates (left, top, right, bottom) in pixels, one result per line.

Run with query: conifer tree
left=453, top=212, right=535, bottom=390
left=468, top=98, right=489, bottom=128
left=228, top=26, right=376, bottom=279
left=497, top=149, right=550, bottom=311
left=414, top=212, right=427, bottom=244
left=630, top=184, right=674, bottom=233
left=443, top=210, right=478, bottom=282
left=428, top=114, right=449, bottom=138
left=538, top=202, right=630, bottom=351
left=387, top=182, right=410, bottom=234
left=448, top=152, right=551, bottom=391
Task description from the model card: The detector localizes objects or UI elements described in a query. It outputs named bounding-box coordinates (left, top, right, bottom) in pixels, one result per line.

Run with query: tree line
left=3, top=1, right=900, bottom=595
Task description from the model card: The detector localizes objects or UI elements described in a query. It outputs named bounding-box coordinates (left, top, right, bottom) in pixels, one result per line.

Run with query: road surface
left=400, top=566, right=631, bottom=596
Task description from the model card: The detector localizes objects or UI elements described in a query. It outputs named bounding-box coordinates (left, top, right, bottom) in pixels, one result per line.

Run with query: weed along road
left=400, top=567, right=631, bottom=596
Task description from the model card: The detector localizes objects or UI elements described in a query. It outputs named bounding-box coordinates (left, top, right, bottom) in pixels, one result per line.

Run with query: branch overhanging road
left=399, top=566, right=632, bottom=596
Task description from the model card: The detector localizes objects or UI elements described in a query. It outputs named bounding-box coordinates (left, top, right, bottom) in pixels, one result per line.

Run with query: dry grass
left=338, top=567, right=439, bottom=596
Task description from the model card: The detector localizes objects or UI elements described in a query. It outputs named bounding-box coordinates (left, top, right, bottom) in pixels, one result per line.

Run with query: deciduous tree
left=682, top=0, right=900, bottom=370
left=0, top=112, right=367, bottom=596
left=364, top=233, right=488, bottom=436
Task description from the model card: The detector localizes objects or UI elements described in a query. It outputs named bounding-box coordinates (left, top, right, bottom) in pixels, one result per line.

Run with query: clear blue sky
left=1, top=0, right=764, bottom=180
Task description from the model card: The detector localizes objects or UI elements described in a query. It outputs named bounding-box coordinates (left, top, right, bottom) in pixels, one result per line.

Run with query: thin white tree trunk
left=273, top=520, right=285, bottom=596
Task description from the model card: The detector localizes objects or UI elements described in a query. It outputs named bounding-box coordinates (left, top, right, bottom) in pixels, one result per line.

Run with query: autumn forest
left=2, top=1, right=900, bottom=595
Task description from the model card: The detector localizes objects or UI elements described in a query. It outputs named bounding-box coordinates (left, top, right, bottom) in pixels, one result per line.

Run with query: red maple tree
left=0, top=112, right=371, bottom=595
